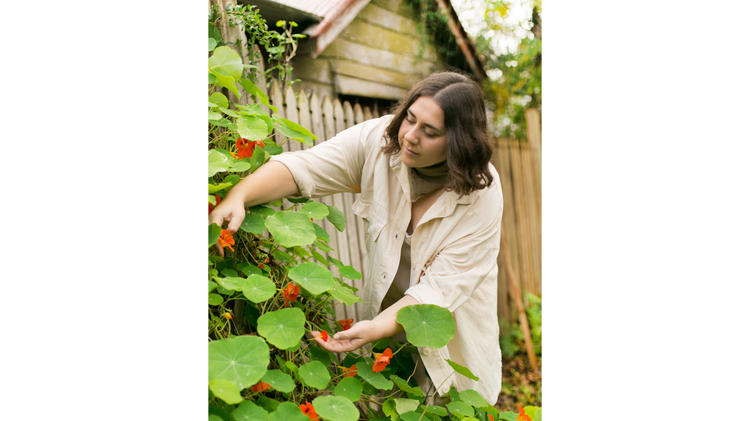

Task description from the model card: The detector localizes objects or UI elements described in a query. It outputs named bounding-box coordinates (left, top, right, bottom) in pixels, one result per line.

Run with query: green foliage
left=454, top=0, right=542, bottom=140
left=404, top=0, right=466, bottom=70
left=207, top=5, right=539, bottom=419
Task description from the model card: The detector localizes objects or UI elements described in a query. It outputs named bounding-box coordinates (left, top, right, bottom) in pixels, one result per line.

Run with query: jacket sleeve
left=404, top=186, right=503, bottom=313
left=269, top=117, right=387, bottom=198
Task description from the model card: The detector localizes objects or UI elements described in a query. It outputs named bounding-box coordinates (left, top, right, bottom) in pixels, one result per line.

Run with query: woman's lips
left=404, top=146, right=419, bottom=156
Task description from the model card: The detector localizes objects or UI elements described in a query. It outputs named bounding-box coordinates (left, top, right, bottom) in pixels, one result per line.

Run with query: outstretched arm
left=209, top=161, right=299, bottom=256
left=311, top=294, right=419, bottom=353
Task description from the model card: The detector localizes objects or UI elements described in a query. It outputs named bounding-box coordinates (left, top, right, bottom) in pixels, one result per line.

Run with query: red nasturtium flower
left=516, top=405, right=532, bottom=421
left=235, top=138, right=265, bottom=159
left=217, top=229, right=235, bottom=251
left=299, top=401, right=319, bottom=421
left=340, top=364, right=357, bottom=378
left=251, top=381, right=270, bottom=393
left=337, top=318, right=353, bottom=330
left=316, top=330, right=328, bottom=342
left=282, top=283, right=300, bottom=306
left=488, top=415, right=494, bottom=421
left=372, top=348, right=393, bottom=373
left=222, top=312, right=232, bottom=319
left=209, top=195, right=221, bottom=214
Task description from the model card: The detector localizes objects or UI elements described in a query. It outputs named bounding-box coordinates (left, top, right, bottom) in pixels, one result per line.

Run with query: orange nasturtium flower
left=315, top=330, right=329, bottom=342
left=235, top=138, right=265, bottom=159
left=488, top=415, right=494, bottom=421
left=516, top=405, right=532, bottom=421
left=337, top=318, right=353, bottom=331
left=251, top=381, right=270, bottom=393
left=340, top=364, right=357, bottom=378
left=372, top=348, right=393, bottom=373
left=282, top=283, right=300, bottom=306
left=299, top=401, right=319, bottom=421
left=222, top=312, right=232, bottom=320
left=217, top=229, right=235, bottom=251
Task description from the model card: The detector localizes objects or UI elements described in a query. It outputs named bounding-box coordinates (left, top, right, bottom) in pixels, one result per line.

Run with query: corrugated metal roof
left=270, top=0, right=345, bottom=19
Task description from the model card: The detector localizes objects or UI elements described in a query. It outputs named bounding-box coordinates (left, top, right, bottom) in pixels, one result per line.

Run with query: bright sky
left=450, top=0, right=535, bottom=55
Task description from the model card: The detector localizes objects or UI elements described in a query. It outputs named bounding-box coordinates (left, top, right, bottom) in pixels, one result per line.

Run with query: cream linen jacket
left=270, top=115, right=503, bottom=403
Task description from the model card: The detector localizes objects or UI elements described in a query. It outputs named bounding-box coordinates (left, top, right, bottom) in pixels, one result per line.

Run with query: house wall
left=293, top=0, right=443, bottom=101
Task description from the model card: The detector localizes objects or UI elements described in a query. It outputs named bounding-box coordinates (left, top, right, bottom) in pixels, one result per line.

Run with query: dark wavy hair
left=383, top=71, right=494, bottom=196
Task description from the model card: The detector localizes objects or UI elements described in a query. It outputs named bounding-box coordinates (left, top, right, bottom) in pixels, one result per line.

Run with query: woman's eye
left=405, top=117, right=415, bottom=124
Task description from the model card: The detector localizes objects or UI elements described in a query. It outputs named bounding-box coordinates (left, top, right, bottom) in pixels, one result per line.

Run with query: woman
left=210, top=72, right=503, bottom=403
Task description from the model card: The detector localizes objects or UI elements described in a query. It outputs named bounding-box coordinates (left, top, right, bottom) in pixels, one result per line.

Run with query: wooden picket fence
left=264, top=79, right=379, bottom=323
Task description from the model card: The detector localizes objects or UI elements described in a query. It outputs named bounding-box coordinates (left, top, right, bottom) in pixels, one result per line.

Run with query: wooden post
left=501, top=232, right=538, bottom=372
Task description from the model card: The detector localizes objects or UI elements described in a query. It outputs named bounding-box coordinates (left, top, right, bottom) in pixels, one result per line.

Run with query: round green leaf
left=209, top=46, right=243, bottom=80
left=209, top=379, right=243, bottom=404
left=287, top=262, right=335, bottom=295
left=457, top=389, right=489, bottom=408
left=208, top=38, right=217, bottom=52
left=394, top=398, right=419, bottom=414
left=265, top=211, right=316, bottom=247
left=208, top=336, right=269, bottom=390
left=232, top=400, right=269, bottom=421
left=238, top=115, right=269, bottom=141
left=248, top=205, right=276, bottom=217
left=420, top=405, right=448, bottom=417
left=209, top=415, right=224, bottom=421
left=261, top=369, right=295, bottom=393
left=257, top=308, right=305, bottom=350
left=209, top=67, right=240, bottom=98
left=399, top=411, right=428, bottom=421
left=299, top=202, right=329, bottom=220
left=240, top=213, right=266, bottom=235
left=312, top=395, right=359, bottom=421
left=298, top=360, right=331, bottom=389
left=214, top=276, right=244, bottom=291
left=446, top=401, right=474, bottom=418
left=309, top=346, right=334, bottom=367
left=208, top=293, right=223, bottom=305
left=338, top=266, right=362, bottom=280
left=396, top=304, right=455, bottom=349
left=355, top=362, right=393, bottom=390
left=334, top=376, right=363, bottom=402
left=209, top=92, right=228, bottom=109
left=268, top=402, right=308, bottom=421
left=209, top=149, right=231, bottom=177
left=241, top=275, right=276, bottom=303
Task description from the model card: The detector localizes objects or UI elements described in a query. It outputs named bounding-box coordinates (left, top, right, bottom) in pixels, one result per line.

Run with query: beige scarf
left=409, top=161, right=449, bottom=202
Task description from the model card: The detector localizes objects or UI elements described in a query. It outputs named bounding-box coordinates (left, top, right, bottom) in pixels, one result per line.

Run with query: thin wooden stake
left=501, top=231, right=539, bottom=372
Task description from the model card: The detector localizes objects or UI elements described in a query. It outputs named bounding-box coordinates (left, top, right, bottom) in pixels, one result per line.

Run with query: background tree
left=452, top=0, right=541, bottom=140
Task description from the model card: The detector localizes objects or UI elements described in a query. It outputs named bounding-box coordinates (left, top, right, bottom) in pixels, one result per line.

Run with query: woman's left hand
left=310, top=320, right=383, bottom=353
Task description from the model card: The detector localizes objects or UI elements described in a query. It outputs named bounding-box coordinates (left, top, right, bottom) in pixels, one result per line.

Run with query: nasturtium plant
left=207, top=4, right=540, bottom=420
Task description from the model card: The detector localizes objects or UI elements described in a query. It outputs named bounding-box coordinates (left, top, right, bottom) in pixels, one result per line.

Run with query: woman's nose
left=405, top=126, right=419, bottom=143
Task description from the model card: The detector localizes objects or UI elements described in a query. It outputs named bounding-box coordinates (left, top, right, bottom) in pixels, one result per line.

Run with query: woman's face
left=398, top=96, right=448, bottom=168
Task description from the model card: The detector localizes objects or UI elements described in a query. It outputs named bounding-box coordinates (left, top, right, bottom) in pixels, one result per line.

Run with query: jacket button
left=440, top=385, right=450, bottom=395
left=421, top=348, right=431, bottom=356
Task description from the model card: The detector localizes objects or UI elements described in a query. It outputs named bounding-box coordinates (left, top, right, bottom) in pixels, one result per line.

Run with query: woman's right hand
left=209, top=196, right=246, bottom=257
